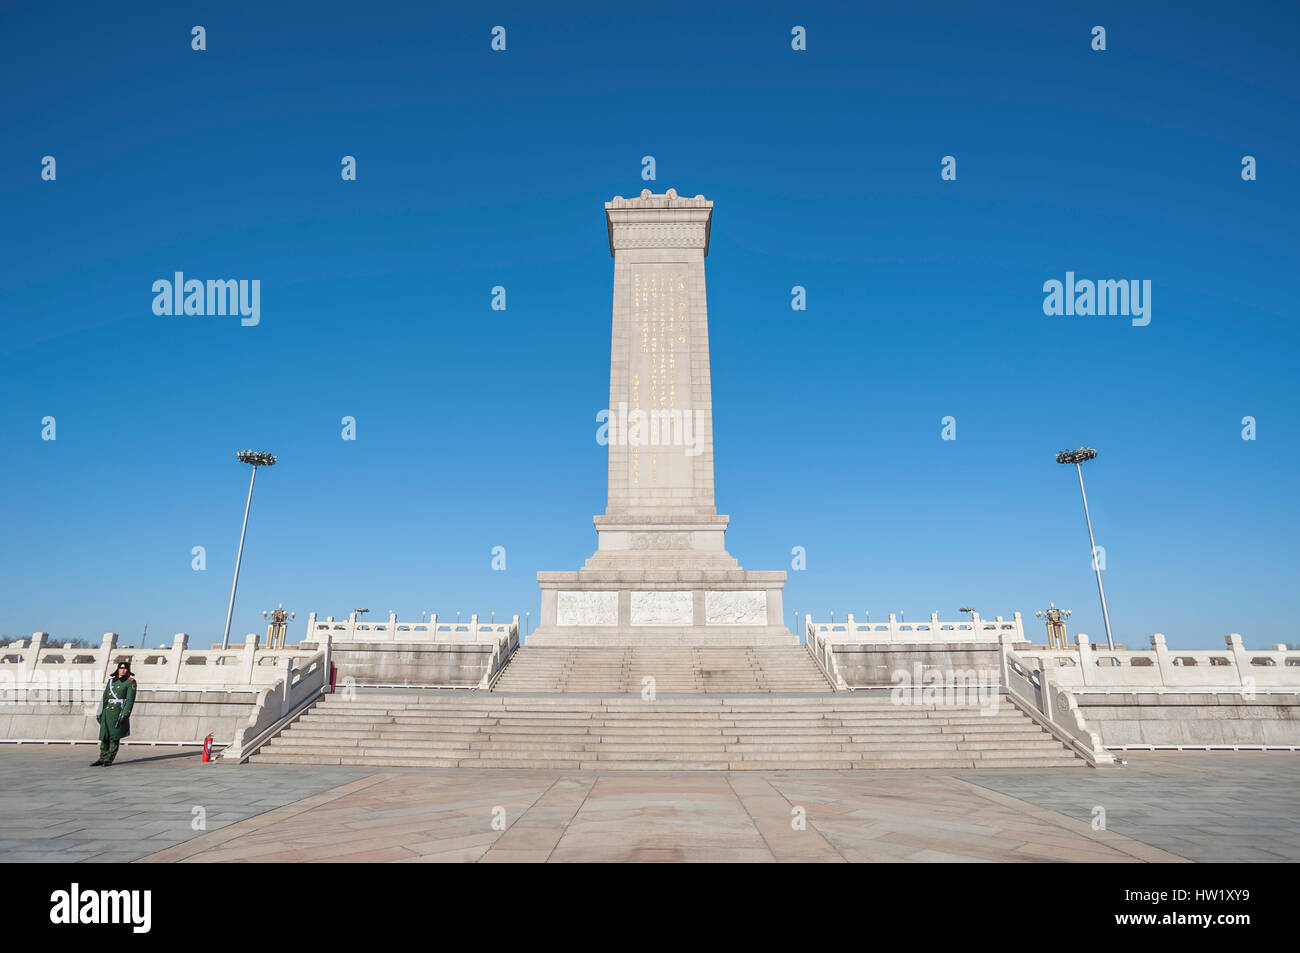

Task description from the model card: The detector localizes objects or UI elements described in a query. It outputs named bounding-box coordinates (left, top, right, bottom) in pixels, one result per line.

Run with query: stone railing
left=0, top=632, right=314, bottom=695
left=222, top=644, right=330, bottom=762
left=480, top=626, right=521, bottom=689
left=1000, top=642, right=1115, bottom=766
left=304, top=611, right=519, bottom=644
left=1015, top=633, right=1300, bottom=691
left=804, top=621, right=847, bottom=690
left=806, top=612, right=1024, bottom=644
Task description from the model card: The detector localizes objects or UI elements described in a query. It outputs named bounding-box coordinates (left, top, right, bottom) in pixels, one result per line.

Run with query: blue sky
left=2, top=1, right=1296, bottom=650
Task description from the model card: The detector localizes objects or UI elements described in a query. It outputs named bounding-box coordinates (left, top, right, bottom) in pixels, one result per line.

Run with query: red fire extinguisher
left=202, top=733, right=214, bottom=762
left=329, top=662, right=338, bottom=693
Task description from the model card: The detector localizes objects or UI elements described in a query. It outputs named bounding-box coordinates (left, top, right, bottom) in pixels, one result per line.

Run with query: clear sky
left=2, top=1, right=1296, bottom=650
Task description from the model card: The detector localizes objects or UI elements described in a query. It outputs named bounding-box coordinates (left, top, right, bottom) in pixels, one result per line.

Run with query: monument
left=527, top=190, right=794, bottom=646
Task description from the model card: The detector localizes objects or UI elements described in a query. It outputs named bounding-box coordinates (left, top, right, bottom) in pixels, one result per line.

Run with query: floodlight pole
left=1073, top=460, right=1115, bottom=651
left=221, top=465, right=258, bottom=651
left=1057, top=447, right=1114, bottom=652
left=221, top=450, right=276, bottom=651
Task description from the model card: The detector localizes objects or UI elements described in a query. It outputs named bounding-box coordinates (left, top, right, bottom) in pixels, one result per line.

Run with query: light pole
left=221, top=450, right=276, bottom=651
left=1056, top=446, right=1114, bottom=650
left=1035, top=603, right=1072, bottom=650
left=263, top=604, right=295, bottom=649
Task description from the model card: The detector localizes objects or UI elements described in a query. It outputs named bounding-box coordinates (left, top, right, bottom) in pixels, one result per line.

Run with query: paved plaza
left=1, top=746, right=1296, bottom=862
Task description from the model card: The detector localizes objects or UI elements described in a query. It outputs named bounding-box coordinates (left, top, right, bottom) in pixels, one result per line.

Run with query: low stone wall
left=1075, top=692, right=1300, bottom=747
left=304, top=612, right=518, bottom=645
left=0, top=689, right=262, bottom=745
left=301, top=641, right=500, bottom=687
left=808, top=612, right=1025, bottom=644
left=831, top=642, right=1019, bottom=688
left=1013, top=633, right=1299, bottom=690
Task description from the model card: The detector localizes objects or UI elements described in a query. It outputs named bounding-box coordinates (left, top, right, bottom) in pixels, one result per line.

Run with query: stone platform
left=528, top=571, right=794, bottom=646
left=493, top=646, right=831, bottom=693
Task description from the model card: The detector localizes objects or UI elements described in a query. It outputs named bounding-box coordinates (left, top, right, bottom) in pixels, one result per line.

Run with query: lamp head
left=237, top=450, right=277, bottom=467
left=1055, top=447, right=1098, bottom=465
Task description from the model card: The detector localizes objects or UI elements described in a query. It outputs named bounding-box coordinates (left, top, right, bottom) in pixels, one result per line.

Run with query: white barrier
left=804, top=622, right=848, bottom=690
left=1000, top=641, right=1114, bottom=766
left=303, top=611, right=519, bottom=645
left=222, top=645, right=330, bottom=762
left=1014, top=633, right=1300, bottom=691
left=806, top=611, right=1024, bottom=644
left=0, top=632, right=319, bottom=693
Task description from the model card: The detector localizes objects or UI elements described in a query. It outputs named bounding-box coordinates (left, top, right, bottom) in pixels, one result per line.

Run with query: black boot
left=90, top=760, right=103, bottom=766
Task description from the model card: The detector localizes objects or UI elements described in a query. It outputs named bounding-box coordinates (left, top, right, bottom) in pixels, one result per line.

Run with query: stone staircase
left=252, top=693, right=1085, bottom=770
left=491, top=646, right=833, bottom=693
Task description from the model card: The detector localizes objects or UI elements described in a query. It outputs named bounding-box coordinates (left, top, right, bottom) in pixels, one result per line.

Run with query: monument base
left=528, top=569, right=796, bottom=646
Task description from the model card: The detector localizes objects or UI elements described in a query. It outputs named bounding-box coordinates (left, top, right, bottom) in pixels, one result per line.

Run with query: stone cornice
left=606, top=188, right=713, bottom=257
left=594, top=515, right=730, bottom=530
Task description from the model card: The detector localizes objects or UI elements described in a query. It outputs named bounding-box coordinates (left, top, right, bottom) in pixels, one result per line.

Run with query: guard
left=92, top=661, right=137, bottom=766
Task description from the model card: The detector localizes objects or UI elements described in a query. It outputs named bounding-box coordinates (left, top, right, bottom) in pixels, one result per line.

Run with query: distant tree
left=0, top=636, right=92, bottom=648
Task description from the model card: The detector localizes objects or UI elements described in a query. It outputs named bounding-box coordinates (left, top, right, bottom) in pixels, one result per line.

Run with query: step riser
left=279, top=730, right=1053, bottom=744
left=263, top=738, right=1066, bottom=754
left=253, top=756, right=1084, bottom=771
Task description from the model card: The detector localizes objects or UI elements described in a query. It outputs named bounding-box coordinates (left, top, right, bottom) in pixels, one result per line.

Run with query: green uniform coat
left=96, top=674, right=137, bottom=763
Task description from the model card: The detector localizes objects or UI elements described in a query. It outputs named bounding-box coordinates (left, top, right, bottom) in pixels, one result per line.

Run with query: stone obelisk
left=528, top=189, right=793, bottom=646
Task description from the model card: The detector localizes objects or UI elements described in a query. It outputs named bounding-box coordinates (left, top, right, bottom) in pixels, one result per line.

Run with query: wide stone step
left=483, top=748, right=730, bottom=762
left=351, top=707, right=1029, bottom=722
left=262, top=736, right=1068, bottom=759
left=271, top=726, right=1060, bottom=750
left=279, top=723, right=1056, bottom=741
left=968, top=757, right=1084, bottom=768
left=308, top=706, right=1026, bottom=719
left=266, top=728, right=1066, bottom=748
left=296, top=716, right=1036, bottom=732
left=253, top=752, right=464, bottom=767
left=969, top=746, right=1071, bottom=759
left=254, top=748, right=1081, bottom=770
left=314, top=695, right=989, bottom=708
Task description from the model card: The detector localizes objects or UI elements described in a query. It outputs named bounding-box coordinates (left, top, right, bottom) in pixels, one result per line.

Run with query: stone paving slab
left=0, top=745, right=371, bottom=863
left=3, top=745, right=1297, bottom=862
left=958, top=751, right=1300, bottom=863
